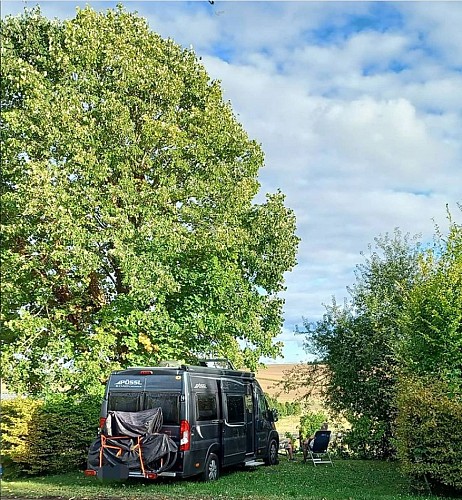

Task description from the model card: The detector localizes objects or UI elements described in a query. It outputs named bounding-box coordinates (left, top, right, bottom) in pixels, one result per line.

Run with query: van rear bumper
left=129, top=470, right=178, bottom=478
left=85, top=469, right=179, bottom=480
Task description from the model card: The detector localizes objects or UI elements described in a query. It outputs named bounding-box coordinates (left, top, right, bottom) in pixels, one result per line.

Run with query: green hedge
left=395, top=376, right=462, bottom=493
left=1, top=395, right=101, bottom=476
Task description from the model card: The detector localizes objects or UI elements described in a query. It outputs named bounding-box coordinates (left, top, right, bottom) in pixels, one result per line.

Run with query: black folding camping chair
left=306, top=430, right=333, bottom=466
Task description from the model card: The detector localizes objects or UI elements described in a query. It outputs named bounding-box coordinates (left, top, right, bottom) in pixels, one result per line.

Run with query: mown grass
left=1, top=456, right=453, bottom=500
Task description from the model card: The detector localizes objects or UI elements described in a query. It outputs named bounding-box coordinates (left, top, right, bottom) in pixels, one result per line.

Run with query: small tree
left=299, top=411, right=327, bottom=441
left=290, top=230, right=421, bottom=458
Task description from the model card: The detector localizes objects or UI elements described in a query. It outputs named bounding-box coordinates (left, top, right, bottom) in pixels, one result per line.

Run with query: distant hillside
left=256, top=364, right=313, bottom=399
left=255, top=364, right=296, bottom=399
left=255, top=363, right=327, bottom=413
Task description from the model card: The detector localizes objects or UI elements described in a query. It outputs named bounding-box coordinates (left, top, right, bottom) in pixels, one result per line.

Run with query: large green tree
left=1, top=7, right=298, bottom=395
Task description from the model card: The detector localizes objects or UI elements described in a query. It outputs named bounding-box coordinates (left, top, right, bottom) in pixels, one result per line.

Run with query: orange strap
left=99, top=435, right=147, bottom=475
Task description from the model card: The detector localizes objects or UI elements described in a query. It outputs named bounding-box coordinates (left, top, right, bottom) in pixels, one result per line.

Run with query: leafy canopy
left=295, top=230, right=422, bottom=458
left=0, top=7, right=299, bottom=395
left=398, top=211, right=462, bottom=391
left=287, top=211, right=461, bottom=463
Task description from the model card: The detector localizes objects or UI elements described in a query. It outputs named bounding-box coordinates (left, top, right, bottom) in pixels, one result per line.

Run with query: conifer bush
left=396, top=377, right=462, bottom=492
left=1, top=395, right=101, bottom=476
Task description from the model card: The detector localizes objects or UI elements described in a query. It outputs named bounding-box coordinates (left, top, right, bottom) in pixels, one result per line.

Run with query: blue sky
left=3, top=1, right=462, bottom=363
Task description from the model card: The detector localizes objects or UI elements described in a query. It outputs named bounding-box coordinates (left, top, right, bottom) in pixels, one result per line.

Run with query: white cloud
left=400, top=2, right=462, bottom=67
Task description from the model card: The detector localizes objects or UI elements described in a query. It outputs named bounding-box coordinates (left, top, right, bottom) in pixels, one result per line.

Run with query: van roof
left=112, top=364, right=256, bottom=379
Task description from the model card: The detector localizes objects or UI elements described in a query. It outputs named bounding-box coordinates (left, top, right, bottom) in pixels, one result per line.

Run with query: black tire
left=264, top=438, right=279, bottom=466
left=201, top=453, right=219, bottom=481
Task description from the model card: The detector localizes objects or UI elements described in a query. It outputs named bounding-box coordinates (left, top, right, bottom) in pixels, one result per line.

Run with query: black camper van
left=86, top=359, right=279, bottom=481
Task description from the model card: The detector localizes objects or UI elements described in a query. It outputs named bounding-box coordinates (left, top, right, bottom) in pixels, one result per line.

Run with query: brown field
left=255, top=364, right=303, bottom=401
left=256, top=364, right=350, bottom=437
left=255, top=363, right=328, bottom=413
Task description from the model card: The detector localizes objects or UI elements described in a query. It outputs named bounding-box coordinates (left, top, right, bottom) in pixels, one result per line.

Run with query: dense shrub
left=1, top=397, right=43, bottom=475
left=298, top=411, right=327, bottom=440
left=341, top=414, right=392, bottom=459
left=265, top=394, right=301, bottom=417
left=1, top=395, right=101, bottom=476
left=396, top=377, right=462, bottom=492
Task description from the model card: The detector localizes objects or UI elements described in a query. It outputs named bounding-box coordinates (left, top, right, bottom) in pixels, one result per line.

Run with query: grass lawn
left=1, top=456, right=452, bottom=500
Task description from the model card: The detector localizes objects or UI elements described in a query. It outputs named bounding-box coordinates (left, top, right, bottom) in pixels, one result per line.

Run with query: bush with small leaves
left=396, top=376, right=462, bottom=493
left=1, top=395, right=101, bottom=476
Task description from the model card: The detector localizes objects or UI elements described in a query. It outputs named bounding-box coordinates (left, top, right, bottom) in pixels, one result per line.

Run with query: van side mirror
left=267, top=409, right=278, bottom=422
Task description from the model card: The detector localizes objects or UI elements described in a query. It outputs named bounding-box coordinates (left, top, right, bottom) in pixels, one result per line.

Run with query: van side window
left=226, top=395, right=245, bottom=424
left=256, top=389, right=268, bottom=416
left=108, top=393, right=142, bottom=412
left=196, top=394, right=218, bottom=421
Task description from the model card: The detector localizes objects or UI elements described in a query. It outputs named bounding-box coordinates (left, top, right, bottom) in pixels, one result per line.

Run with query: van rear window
left=145, top=393, right=180, bottom=425
left=108, top=393, right=143, bottom=412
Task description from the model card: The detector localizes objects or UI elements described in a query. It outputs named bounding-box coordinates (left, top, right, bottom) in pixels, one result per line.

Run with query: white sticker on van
left=194, top=383, right=207, bottom=389
left=115, top=379, right=142, bottom=386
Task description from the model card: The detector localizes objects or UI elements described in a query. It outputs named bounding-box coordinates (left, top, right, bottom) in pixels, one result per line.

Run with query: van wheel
left=202, top=453, right=219, bottom=481
left=264, top=438, right=279, bottom=466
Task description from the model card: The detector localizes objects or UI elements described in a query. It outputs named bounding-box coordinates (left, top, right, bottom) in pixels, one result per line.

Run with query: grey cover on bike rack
left=104, top=407, right=163, bottom=437
left=87, top=407, right=178, bottom=475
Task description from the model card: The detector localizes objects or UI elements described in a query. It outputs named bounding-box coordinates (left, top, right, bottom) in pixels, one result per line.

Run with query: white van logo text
left=194, top=383, right=207, bottom=389
left=115, top=379, right=142, bottom=386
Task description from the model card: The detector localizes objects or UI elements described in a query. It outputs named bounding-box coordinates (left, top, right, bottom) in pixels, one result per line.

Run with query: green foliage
left=0, top=6, right=299, bottom=396
left=0, top=397, right=43, bottom=474
left=341, top=415, right=390, bottom=460
left=395, top=213, right=462, bottom=493
left=265, top=393, right=301, bottom=417
left=302, top=230, right=420, bottom=458
left=1, top=395, right=101, bottom=476
left=298, top=411, right=326, bottom=440
left=398, top=215, right=462, bottom=389
left=396, top=376, right=462, bottom=492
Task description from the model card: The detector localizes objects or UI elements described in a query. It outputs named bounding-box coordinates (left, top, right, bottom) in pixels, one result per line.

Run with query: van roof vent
left=198, top=358, right=236, bottom=370
left=158, top=360, right=183, bottom=368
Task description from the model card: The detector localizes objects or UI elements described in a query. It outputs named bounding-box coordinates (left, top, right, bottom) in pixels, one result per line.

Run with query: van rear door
left=144, top=374, right=183, bottom=442
left=106, top=371, right=183, bottom=439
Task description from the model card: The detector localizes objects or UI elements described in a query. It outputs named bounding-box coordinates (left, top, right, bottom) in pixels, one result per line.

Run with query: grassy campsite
left=2, top=5, right=462, bottom=500
left=0, top=443, right=454, bottom=500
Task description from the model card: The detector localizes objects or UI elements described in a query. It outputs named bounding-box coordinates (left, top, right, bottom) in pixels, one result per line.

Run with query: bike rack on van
left=88, top=434, right=177, bottom=480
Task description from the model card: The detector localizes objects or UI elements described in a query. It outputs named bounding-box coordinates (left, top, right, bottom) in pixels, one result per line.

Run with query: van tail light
left=84, top=469, right=97, bottom=476
left=140, top=370, right=153, bottom=375
left=99, top=417, right=107, bottom=429
left=180, top=420, right=190, bottom=451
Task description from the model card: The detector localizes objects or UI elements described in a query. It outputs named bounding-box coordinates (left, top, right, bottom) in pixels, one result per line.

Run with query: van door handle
left=212, top=420, right=223, bottom=424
